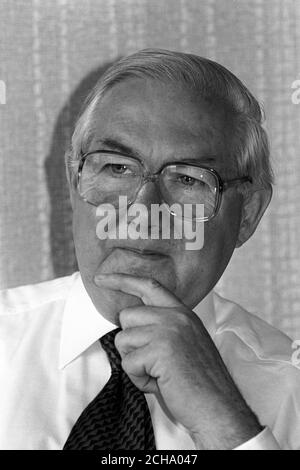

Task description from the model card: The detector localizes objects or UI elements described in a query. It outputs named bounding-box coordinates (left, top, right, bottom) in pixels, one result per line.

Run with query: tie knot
left=100, top=328, right=122, bottom=372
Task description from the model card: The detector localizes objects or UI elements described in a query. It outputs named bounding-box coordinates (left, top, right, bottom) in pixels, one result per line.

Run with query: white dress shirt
left=1, top=271, right=299, bottom=450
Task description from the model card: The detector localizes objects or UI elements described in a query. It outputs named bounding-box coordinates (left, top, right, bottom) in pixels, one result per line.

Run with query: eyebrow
left=93, top=137, right=218, bottom=165
left=94, top=138, right=144, bottom=160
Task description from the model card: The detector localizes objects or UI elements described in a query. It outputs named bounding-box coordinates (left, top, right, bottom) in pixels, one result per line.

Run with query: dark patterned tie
left=63, top=328, right=156, bottom=450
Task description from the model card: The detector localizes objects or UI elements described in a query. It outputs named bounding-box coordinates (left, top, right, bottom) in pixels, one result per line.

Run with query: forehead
left=88, top=78, right=232, bottom=165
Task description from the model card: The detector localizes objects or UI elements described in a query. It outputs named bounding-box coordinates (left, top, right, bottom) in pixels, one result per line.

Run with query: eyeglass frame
left=76, top=150, right=253, bottom=222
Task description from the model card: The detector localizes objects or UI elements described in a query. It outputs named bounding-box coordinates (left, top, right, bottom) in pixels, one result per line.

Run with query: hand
left=95, top=273, right=262, bottom=449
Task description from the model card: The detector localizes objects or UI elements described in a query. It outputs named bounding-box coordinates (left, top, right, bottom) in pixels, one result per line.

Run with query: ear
left=64, top=148, right=76, bottom=211
left=68, top=182, right=76, bottom=211
left=236, top=184, right=272, bottom=248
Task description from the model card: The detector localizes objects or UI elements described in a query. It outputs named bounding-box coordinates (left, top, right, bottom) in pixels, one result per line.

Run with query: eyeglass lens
left=79, top=153, right=218, bottom=219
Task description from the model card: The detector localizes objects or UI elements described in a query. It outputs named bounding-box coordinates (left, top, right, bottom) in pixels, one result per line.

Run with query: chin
left=88, top=281, right=145, bottom=325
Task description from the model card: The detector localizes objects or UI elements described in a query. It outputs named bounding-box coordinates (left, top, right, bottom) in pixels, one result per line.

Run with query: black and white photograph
left=0, top=0, right=300, bottom=452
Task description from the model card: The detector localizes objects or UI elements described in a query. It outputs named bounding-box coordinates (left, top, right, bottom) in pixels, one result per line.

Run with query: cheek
left=172, top=199, right=242, bottom=305
left=204, top=194, right=243, bottom=267
left=73, top=203, right=94, bottom=247
left=172, top=224, right=225, bottom=303
left=72, top=200, right=108, bottom=274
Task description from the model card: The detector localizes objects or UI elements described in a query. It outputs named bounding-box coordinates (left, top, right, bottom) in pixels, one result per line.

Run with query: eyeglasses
left=77, top=150, right=252, bottom=221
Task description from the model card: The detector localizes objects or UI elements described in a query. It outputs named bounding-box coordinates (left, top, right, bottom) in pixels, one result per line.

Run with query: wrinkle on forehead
left=88, top=78, right=233, bottom=170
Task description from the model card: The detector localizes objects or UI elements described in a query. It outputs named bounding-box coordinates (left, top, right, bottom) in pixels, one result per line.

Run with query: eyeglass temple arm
left=222, top=176, right=253, bottom=190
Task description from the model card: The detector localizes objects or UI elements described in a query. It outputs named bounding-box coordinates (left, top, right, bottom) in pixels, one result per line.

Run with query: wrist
left=190, top=402, right=263, bottom=450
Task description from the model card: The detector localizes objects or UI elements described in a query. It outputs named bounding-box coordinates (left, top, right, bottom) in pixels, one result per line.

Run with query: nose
left=133, top=178, right=163, bottom=208
left=126, top=180, right=163, bottom=233
left=125, top=177, right=176, bottom=240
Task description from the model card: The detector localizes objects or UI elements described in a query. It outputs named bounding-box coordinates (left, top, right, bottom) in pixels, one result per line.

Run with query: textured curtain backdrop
left=0, top=0, right=299, bottom=338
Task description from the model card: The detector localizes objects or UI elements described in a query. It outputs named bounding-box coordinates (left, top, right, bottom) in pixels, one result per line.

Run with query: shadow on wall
left=45, top=60, right=117, bottom=279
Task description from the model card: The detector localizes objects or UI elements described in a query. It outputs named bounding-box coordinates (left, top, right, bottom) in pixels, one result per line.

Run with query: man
left=1, top=49, right=299, bottom=450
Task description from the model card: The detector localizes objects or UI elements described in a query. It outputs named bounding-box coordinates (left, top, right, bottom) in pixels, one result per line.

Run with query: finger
left=121, top=345, right=159, bottom=394
left=115, top=326, right=154, bottom=357
left=118, top=306, right=169, bottom=329
left=94, top=273, right=181, bottom=307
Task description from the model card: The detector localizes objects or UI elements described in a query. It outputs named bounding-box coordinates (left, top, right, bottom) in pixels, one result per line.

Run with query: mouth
left=115, top=247, right=168, bottom=260
left=96, top=246, right=174, bottom=287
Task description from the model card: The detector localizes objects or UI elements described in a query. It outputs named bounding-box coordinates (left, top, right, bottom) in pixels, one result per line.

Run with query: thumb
left=124, top=370, right=159, bottom=395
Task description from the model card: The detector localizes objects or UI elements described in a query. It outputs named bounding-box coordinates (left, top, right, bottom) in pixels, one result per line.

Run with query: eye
left=177, top=174, right=197, bottom=186
left=106, top=164, right=133, bottom=175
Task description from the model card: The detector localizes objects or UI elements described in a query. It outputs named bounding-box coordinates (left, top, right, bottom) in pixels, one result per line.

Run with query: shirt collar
left=59, top=272, right=116, bottom=369
left=59, top=272, right=216, bottom=370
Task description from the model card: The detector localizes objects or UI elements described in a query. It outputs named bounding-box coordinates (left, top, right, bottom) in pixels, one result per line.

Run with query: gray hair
left=66, top=48, right=273, bottom=192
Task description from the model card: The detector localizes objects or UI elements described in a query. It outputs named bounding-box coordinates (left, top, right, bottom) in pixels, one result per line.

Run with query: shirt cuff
left=234, top=427, right=281, bottom=450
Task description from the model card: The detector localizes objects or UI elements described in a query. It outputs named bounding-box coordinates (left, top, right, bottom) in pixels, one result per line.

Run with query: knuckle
left=121, top=354, right=132, bottom=373
left=119, top=307, right=130, bottom=325
left=114, top=330, right=123, bottom=349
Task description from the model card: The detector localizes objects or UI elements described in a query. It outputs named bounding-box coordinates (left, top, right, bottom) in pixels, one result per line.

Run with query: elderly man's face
left=70, top=78, right=243, bottom=323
